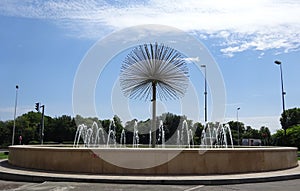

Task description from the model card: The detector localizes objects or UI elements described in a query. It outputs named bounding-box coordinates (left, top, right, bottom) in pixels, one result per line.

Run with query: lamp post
left=201, top=65, right=207, bottom=123
left=40, top=105, right=45, bottom=145
left=237, top=107, right=240, bottom=145
left=274, top=60, right=286, bottom=135
left=12, top=85, right=19, bottom=145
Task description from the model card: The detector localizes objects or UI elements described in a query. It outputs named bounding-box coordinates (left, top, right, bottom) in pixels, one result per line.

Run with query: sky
left=1, top=0, right=300, bottom=133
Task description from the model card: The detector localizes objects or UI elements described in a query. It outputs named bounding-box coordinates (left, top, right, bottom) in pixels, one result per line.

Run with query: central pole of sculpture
left=151, top=81, right=157, bottom=148
left=120, top=43, right=189, bottom=148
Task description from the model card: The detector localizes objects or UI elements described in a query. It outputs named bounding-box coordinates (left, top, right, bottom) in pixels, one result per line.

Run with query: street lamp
left=237, top=107, right=240, bottom=145
left=274, top=60, right=286, bottom=135
left=201, top=65, right=207, bottom=123
left=40, top=105, right=45, bottom=145
left=12, top=85, right=19, bottom=145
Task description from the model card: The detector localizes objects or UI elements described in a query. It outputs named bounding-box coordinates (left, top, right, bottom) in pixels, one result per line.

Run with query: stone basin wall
left=8, top=145, right=298, bottom=175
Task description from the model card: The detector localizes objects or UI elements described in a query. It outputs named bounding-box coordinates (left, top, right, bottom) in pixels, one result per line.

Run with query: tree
left=0, top=120, right=11, bottom=147
left=15, top=111, right=44, bottom=144
left=243, top=126, right=260, bottom=139
left=271, top=129, right=285, bottom=146
left=227, top=121, right=245, bottom=145
left=161, top=112, right=181, bottom=144
left=259, top=126, right=271, bottom=146
left=75, top=115, right=99, bottom=127
left=137, top=119, right=151, bottom=144
left=113, top=115, right=124, bottom=144
left=272, top=125, right=300, bottom=149
left=123, top=119, right=135, bottom=144
left=193, top=122, right=204, bottom=145
left=280, top=108, right=300, bottom=130
left=46, top=115, right=76, bottom=143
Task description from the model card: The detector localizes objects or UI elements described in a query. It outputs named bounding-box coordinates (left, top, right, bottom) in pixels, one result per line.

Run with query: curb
left=1, top=160, right=300, bottom=185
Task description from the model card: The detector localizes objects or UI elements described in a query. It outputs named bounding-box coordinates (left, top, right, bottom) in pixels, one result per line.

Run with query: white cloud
left=182, top=57, right=200, bottom=62
left=1, top=0, right=300, bottom=55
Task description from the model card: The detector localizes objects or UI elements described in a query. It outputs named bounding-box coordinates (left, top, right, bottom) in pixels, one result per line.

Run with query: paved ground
left=1, top=158, right=300, bottom=189
left=1, top=179, right=300, bottom=191
left=2, top=159, right=300, bottom=185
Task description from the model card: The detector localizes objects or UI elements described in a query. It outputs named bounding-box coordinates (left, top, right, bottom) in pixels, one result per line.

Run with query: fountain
left=149, top=129, right=152, bottom=148
left=6, top=41, right=298, bottom=176
left=73, top=119, right=195, bottom=148
left=176, top=130, right=180, bottom=146
left=107, top=120, right=117, bottom=147
left=132, top=121, right=139, bottom=148
left=158, top=120, right=165, bottom=148
left=120, top=129, right=126, bottom=146
left=8, top=118, right=298, bottom=175
left=201, top=122, right=233, bottom=148
left=180, top=120, right=192, bottom=147
left=188, top=129, right=194, bottom=148
left=73, top=122, right=106, bottom=147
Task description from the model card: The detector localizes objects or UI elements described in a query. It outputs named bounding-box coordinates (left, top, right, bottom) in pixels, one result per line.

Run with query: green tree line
left=1, top=108, right=300, bottom=148
left=272, top=107, right=300, bottom=148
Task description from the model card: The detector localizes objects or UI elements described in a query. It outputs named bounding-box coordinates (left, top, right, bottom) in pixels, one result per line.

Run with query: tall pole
left=12, top=85, right=19, bottom=145
left=275, top=60, right=286, bottom=135
left=237, top=107, right=240, bottom=146
left=201, top=65, right=207, bottom=123
left=151, top=81, right=156, bottom=148
left=41, top=105, right=45, bottom=145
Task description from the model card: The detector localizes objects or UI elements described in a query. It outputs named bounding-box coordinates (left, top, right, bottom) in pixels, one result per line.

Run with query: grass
left=0, top=152, right=8, bottom=160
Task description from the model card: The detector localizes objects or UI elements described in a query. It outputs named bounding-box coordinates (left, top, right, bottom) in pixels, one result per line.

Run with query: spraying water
left=74, top=119, right=233, bottom=149
left=120, top=129, right=126, bottom=146
left=133, top=121, right=139, bottom=148
left=73, top=122, right=106, bottom=147
left=107, top=120, right=116, bottom=147
left=201, top=122, right=233, bottom=148
left=158, top=120, right=165, bottom=148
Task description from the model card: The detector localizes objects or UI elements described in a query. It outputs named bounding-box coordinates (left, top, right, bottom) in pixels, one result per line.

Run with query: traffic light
left=35, top=102, right=40, bottom=112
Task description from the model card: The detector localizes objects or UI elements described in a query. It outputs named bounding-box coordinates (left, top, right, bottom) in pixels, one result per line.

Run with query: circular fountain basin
left=8, top=145, right=298, bottom=175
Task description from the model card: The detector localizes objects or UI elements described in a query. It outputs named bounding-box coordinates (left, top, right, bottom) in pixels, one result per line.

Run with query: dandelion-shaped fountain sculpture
left=120, top=43, right=189, bottom=147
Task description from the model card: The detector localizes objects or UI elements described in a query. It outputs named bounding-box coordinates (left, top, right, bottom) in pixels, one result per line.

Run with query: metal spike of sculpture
left=120, top=43, right=189, bottom=147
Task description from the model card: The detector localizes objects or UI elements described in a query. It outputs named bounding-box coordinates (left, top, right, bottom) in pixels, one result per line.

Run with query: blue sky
left=1, top=0, right=300, bottom=133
